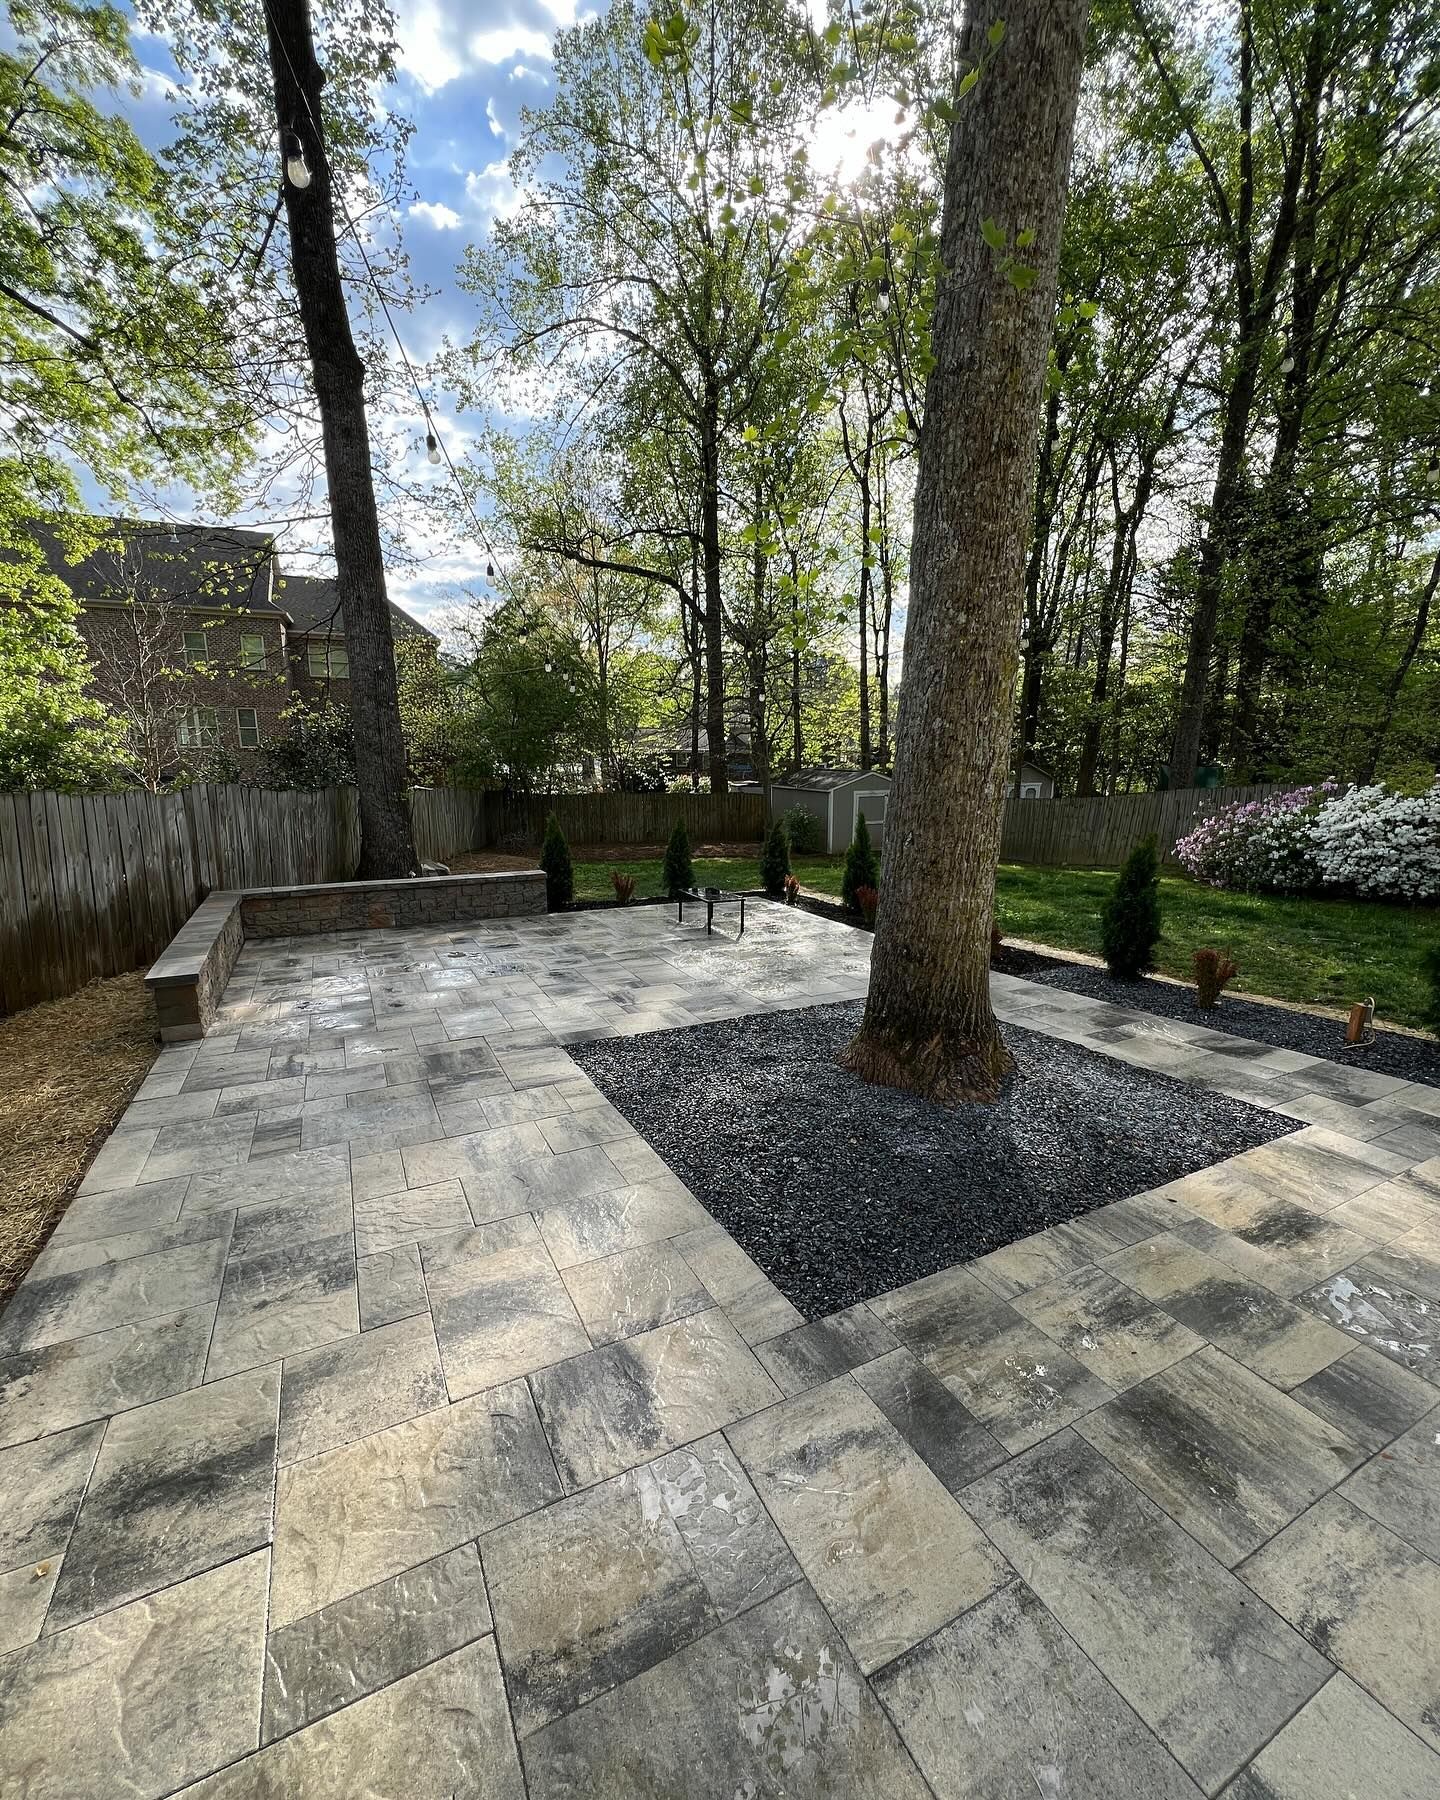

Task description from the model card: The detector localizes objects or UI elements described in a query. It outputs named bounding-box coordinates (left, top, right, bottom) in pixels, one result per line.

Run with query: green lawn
left=576, top=851, right=1440, bottom=1031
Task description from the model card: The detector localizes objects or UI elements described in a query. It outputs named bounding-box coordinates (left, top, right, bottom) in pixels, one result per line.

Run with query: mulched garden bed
left=995, top=948, right=1440, bottom=1090
left=0, top=973, right=160, bottom=1312
left=571, top=999, right=1293, bottom=1320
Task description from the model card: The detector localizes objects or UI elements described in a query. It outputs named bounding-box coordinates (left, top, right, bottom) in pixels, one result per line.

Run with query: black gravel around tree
left=572, top=1001, right=1294, bottom=1320
left=995, top=947, right=1440, bottom=1089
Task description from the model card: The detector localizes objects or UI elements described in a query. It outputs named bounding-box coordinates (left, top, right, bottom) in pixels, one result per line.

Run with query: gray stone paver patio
left=0, top=905, right=1438, bottom=1797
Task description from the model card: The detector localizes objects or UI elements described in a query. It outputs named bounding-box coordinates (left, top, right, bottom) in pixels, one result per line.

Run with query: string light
left=425, top=431, right=442, bottom=465
left=258, top=0, right=508, bottom=593
left=1280, top=352, right=1295, bottom=375
left=283, top=129, right=311, bottom=190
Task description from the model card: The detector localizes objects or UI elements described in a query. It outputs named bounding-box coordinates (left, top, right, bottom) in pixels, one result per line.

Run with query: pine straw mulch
left=0, top=973, right=160, bottom=1313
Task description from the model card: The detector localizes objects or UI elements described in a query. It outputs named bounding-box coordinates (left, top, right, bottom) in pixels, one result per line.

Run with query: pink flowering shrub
left=1176, top=780, right=1440, bottom=901
left=1175, top=783, right=1337, bottom=894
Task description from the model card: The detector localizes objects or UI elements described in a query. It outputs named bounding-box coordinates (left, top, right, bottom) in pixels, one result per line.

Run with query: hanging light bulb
left=425, top=431, right=442, bottom=466
left=877, top=275, right=891, bottom=313
left=283, top=130, right=311, bottom=191
left=544, top=658, right=553, bottom=674
left=486, top=561, right=495, bottom=578
left=1280, top=351, right=1295, bottom=375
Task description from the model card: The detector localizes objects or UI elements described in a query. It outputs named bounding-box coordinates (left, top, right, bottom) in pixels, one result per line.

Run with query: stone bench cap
left=144, top=871, right=544, bottom=988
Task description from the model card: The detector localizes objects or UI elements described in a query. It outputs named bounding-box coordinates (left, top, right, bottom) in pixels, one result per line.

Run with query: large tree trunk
left=264, top=0, right=416, bottom=878
left=843, top=0, right=1091, bottom=1104
left=699, top=374, right=728, bottom=793
left=874, top=458, right=895, bottom=768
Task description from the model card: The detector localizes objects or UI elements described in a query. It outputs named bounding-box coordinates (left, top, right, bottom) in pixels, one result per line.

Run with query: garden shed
left=769, top=768, right=893, bottom=854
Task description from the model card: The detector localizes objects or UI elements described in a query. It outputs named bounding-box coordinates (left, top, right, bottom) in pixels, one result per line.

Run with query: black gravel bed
left=571, top=1000, right=1294, bottom=1321
left=999, top=951, right=1440, bottom=1090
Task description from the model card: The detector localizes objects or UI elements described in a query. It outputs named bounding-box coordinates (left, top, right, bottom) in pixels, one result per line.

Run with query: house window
left=236, top=707, right=260, bottom=749
left=177, top=706, right=218, bottom=749
left=239, top=632, right=267, bottom=671
left=306, top=639, right=349, bottom=680
left=182, top=629, right=208, bottom=669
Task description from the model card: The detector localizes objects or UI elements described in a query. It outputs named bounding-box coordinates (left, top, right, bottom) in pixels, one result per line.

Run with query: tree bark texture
left=843, top=0, right=1091, bottom=1104
left=265, top=0, right=417, bottom=877
left=699, top=373, right=729, bottom=793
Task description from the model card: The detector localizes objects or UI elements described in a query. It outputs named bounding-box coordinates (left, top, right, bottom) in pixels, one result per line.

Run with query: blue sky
left=108, top=1, right=592, bottom=624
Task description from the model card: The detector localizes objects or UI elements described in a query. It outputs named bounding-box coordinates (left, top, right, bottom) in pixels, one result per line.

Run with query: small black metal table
left=677, top=886, right=746, bottom=937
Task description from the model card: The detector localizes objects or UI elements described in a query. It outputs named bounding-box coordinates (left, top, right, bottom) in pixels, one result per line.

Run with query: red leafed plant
left=783, top=873, right=800, bottom=905
left=990, top=922, right=1004, bottom=961
left=610, top=870, right=636, bottom=904
left=855, top=884, right=879, bottom=928
left=1193, top=947, right=1239, bottom=1009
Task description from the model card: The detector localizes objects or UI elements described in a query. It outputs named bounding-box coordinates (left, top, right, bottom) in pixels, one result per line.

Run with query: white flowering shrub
left=1306, top=785, right=1440, bottom=901
left=1174, top=784, right=1334, bottom=894
left=1176, top=780, right=1440, bottom=901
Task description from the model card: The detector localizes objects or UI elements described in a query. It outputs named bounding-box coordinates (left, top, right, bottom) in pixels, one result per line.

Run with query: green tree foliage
left=0, top=2, right=252, bottom=511
left=0, top=544, right=121, bottom=790
left=842, top=813, right=880, bottom=912
left=395, top=634, right=457, bottom=788
left=539, top=813, right=574, bottom=911
left=759, top=819, right=790, bottom=896
left=0, top=3, right=261, bottom=796
left=255, top=698, right=355, bottom=791
left=1101, top=837, right=1163, bottom=978
left=662, top=820, right=695, bottom=897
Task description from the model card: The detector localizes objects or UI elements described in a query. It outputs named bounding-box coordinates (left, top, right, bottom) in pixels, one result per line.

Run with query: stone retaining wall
left=240, top=872, right=546, bottom=938
left=145, top=871, right=545, bottom=1041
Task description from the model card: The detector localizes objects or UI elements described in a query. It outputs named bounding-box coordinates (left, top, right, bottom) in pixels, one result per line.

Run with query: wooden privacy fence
left=999, top=782, right=1292, bottom=868
left=0, top=783, right=767, bottom=1015
left=476, top=789, right=767, bottom=849
left=0, top=785, right=366, bottom=1016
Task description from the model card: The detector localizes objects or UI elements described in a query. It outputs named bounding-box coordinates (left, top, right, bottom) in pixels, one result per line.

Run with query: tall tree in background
left=263, top=0, right=416, bottom=875
left=456, top=0, right=825, bottom=794
left=844, top=0, right=1091, bottom=1103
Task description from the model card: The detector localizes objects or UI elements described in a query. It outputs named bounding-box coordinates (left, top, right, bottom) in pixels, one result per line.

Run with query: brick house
left=21, top=519, right=434, bottom=784
left=275, top=571, right=435, bottom=714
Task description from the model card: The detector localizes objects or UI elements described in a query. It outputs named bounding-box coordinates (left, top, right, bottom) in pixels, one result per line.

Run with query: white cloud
left=392, top=0, right=566, bottom=93
left=409, top=199, right=463, bottom=230
left=465, top=161, right=523, bottom=221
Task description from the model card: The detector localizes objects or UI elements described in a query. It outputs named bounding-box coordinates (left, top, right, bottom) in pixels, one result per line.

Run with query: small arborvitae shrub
left=1422, top=944, right=1440, bottom=1041
left=783, top=872, right=800, bottom=905
left=760, top=819, right=791, bottom=896
left=855, top=884, right=879, bottom=928
left=662, top=819, right=694, bottom=897
left=1193, top=947, right=1239, bottom=1009
left=539, top=814, right=573, bottom=911
left=610, top=869, right=636, bottom=904
left=782, top=805, right=824, bottom=854
left=1100, top=836, right=1163, bottom=978
left=842, top=813, right=880, bottom=911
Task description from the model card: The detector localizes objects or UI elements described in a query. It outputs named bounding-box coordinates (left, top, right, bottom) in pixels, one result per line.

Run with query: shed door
left=854, top=790, right=888, bottom=851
